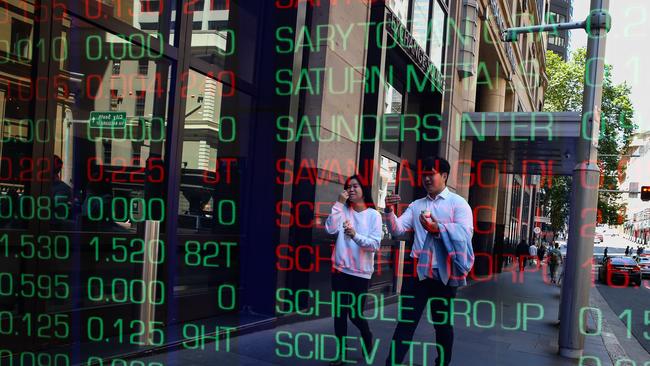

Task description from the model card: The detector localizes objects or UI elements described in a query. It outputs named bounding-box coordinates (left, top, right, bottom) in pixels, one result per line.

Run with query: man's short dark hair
left=423, top=156, right=450, bottom=183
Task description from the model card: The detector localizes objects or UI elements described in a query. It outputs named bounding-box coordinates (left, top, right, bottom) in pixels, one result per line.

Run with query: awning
left=462, top=112, right=583, bottom=175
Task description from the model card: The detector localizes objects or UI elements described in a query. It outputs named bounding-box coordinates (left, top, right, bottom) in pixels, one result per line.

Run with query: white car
left=638, top=257, right=650, bottom=278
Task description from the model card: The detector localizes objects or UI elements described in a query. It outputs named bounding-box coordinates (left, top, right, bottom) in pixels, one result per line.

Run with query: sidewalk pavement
left=135, top=263, right=621, bottom=366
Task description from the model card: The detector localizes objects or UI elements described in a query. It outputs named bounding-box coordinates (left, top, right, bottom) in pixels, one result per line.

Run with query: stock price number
left=0, top=273, right=69, bottom=300
left=183, top=240, right=236, bottom=268
left=85, top=358, right=164, bottom=366
left=86, top=317, right=164, bottom=346
left=0, top=196, right=69, bottom=221
left=89, top=237, right=165, bottom=264
left=86, top=277, right=164, bottom=305
left=0, top=234, right=70, bottom=261
left=0, top=312, right=69, bottom=340
left=0, top=350, right=69, bottom=366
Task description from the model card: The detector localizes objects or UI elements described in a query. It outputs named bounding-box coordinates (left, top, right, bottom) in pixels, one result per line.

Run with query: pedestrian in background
left=517, top=240, right=529, bottom=272
left=325, top=175, right=382, bottom=366
left=603, top=246, right=608, bottom=258
left=538, top=244, right=547, bottom=265
left=382, top=157, right=474, bottom=366
left=528, top=242, right=538, bottom=267
left=548, top=243, right=562, bottom=284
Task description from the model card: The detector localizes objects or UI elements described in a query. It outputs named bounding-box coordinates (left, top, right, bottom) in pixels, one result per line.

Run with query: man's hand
left=385, top=192, right=400, bottom=211
left=343, top=220, right=356, bottom=237
left=338, top=190, right=349, bottom=204
left=419, top=213, right=439, bottom=234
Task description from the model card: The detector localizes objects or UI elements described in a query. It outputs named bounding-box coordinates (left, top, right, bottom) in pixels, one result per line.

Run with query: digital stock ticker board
left=0, top=1, right=649, bottom=366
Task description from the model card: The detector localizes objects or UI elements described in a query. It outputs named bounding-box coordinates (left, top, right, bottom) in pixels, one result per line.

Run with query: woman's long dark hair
left=344, top=175, right=375, bottom=208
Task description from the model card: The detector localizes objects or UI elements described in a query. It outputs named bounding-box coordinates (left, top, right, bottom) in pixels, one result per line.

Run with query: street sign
left=534, top=227, right=542, bottom=235
left=630, top=182, right=639, bottom=198
left=534, top=216, right=551, bottom=224
left=89, top=111, right=127, bottom=129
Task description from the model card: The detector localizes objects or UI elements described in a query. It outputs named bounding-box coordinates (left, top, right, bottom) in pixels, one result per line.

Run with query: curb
left=589, top=286, right=650, bottom=365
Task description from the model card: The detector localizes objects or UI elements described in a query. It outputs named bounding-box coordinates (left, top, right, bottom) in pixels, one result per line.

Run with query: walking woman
left=325, top=175, right=382, bottom=366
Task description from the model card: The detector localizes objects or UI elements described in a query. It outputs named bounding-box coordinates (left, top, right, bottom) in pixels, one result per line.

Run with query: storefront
left=0, top=0, right=300, bottom=361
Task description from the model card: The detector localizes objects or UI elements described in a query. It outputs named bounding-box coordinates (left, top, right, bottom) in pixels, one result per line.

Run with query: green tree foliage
left=541, top=49, right=636, bottom=226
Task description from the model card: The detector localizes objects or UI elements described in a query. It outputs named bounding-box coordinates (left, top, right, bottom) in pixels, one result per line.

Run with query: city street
left=596, top=281, right=650, bottom=355
left=592, top=234, right=650, bottom=356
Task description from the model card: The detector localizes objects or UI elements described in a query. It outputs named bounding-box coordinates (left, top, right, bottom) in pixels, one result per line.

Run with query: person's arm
left=438, top=200, right=474, bottom=238
left=325, top=202, right=346, bottom=235
left=383, top=204, right=414, bottom=236
left=351, top=212, right=382, bottom=252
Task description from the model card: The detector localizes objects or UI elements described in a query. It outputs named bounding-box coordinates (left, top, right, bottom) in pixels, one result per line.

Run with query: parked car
left=598, top=257, right=642, bottom=286
left=638, top=257, right=650, bottom=278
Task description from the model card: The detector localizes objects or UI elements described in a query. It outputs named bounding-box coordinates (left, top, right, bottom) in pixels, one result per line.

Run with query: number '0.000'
left=85, top=33, right=163, bottom=61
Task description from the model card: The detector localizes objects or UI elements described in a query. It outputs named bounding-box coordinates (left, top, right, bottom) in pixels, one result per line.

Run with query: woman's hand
left=343, top=220, right=356, bottom=238
left=338, top=190, right=349, bottom=204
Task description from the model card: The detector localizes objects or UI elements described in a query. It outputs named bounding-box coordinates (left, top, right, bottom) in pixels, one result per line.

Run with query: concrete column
left=478, top=76, right=507, bottom=112
left=470, top=162, right=500, bottom=276
left=470, top=75, right=507, bottom=276
left=461, top=18, right=482, bottom=112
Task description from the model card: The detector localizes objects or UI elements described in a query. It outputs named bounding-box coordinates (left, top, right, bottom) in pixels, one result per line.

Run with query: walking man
left=538, top=244, right=547, bottom=265
left=548, top=243, right=562, bottom=284
left=528, top=243, right=538, bottom=267
left=383, top=157, right=474, bottom=366
left=516, top=240, right=529, bottom=271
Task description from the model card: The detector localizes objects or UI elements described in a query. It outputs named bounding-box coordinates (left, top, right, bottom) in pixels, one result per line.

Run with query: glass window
left=76, top=0, right=176, bottom=45
left=387, top=0, right=410, bottom=26
left=210, top=0, right=230, bottom=10
left=383, top=82, right=403, bottom=157
left=0, top=0, right=37, bottom=233
left=549, top=35, right=565, bottom=46
left=0, top=1, right=36, bottom=237
left=189, top=0, right=234, bottom=69
left=429, top=0, right=446, bottom=71
left=110, top=89, right=119, bottom=111
left=384, top=83, right=403, bottom=114
left=112, top=61, right=121, bottom=75
left=172, top=68, right=248, bottom=327
left=411, top=0, right=430, bottom=50
left=135, top=91, right=147, bottom=116
left=377, top=156, right=399, bottom=211
left=50, top=15, right=171, bottom=238
left=11, top=18, right=31, bottom=60
left=138, top=59, right=149, bottom=75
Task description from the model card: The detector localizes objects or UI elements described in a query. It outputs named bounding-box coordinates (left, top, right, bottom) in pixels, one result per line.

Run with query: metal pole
left=504, top=21, right=586, bottom=40
left=559, top=0, right=610, bottom=358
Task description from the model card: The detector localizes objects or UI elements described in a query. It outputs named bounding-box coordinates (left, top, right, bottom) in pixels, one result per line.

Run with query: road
left=593, top=234, right=650, bottom=354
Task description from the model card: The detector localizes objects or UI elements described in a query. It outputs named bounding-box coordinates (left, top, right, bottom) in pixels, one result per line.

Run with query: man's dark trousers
left=385, top=271, right=458, bottom=366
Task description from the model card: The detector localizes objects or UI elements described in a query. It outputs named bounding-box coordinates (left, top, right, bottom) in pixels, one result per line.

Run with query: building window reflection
left=377, top=156, right=398, bottom=211
left=429, top=0, right=446, bottom=71
left=411, top=0, right=430, bottom=50
left=387, top=0, right=410, bottom=26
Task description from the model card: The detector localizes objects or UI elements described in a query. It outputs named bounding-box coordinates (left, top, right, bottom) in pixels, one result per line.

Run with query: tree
left=542, top=49, right=636, bottom=226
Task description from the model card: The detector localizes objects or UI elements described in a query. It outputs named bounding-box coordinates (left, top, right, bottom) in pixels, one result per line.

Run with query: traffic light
left=642, top=186, right=650, bottom=201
